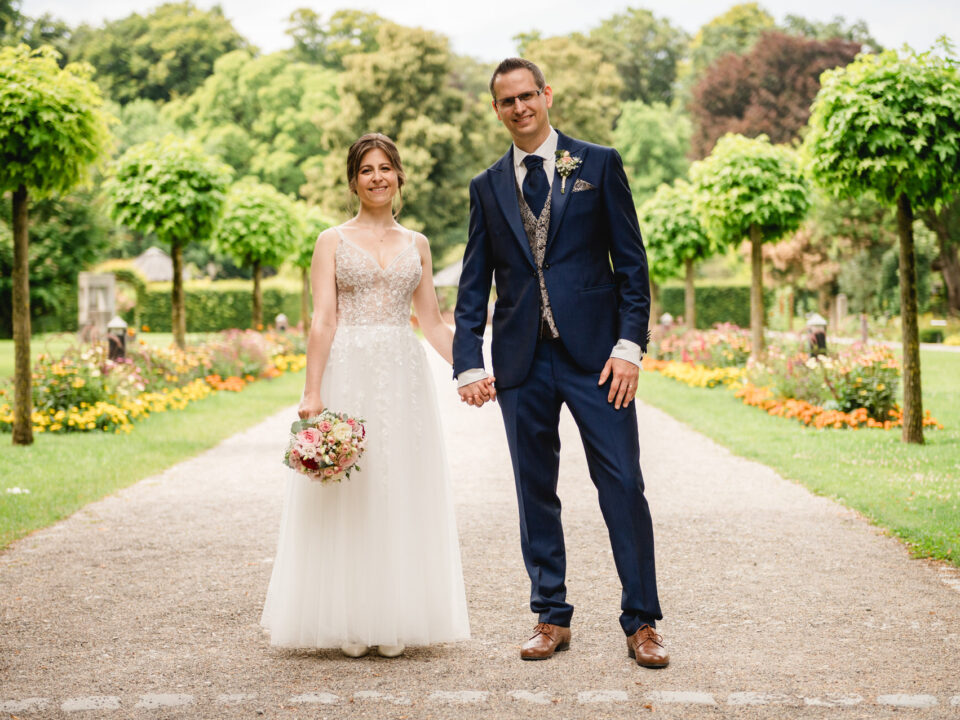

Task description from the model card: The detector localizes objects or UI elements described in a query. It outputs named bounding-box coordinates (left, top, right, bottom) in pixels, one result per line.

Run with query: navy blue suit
left=453, top=131, right=662, bottom=635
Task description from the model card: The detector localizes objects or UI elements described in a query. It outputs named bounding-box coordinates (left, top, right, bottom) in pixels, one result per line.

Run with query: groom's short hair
left=489, top=58, right=546, bottom=100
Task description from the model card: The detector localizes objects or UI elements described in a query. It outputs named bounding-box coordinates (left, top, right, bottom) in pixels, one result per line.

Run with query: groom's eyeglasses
left=494, top=89, right=543, bottom=110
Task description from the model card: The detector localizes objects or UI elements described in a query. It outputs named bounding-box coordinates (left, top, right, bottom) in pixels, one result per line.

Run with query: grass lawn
left=636, top=348, right=960, bottom=565
left=0, top=369, right=304, bottom=550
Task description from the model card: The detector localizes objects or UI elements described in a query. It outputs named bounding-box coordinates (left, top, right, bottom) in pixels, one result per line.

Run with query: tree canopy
left=166, top=49, right=339, bottom=197
left=588, top=8, right=688, bottom=105
left=689, top=31, right=860, bottom=157
left=71, top=1, right=248, bottom=104
left=613, top=101, right=691, bottom=206
left=688, top=3, right=775, bottom=78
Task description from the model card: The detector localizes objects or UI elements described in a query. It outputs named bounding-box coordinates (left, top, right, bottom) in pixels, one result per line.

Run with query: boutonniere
left=555, top=150, right=582, bottom=194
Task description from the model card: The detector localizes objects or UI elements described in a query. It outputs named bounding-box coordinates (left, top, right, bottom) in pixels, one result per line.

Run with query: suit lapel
left=547, top=131, right=588, bottom=247
left=489, top=147, right=535, bottom=269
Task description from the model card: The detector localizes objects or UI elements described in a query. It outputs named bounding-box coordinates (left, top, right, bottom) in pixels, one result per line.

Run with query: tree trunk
left=860, top=313, right=869, bottom=344
left=922, top=200, right=960, bottom=316
left=935, top=228, right=960, bottom=316
left=897, top=193, right=924, bottom=445
left=301, top=266, right=311, bottom=340
left=649, top=279, right=661, bottom=341
left=252, top=261, right=262, bottom=330
left=684, top=258, right=696, bottom=329
left=787, top=288, right=795, bottom=332
left=171, top=240, right=186, bottom=349
left=749, top=224, right=764, bottom=356
left=11, top=186, right=33, bottom=446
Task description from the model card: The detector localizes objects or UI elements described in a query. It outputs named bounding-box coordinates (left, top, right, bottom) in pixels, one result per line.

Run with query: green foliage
left=781, top=14, right=882, bottom=51
left=212, top=177, right=302, bottom=270
left=135, top=281, right=302, bottom=332
left=639, top=180, right=715, bottom=272
left=613, top=101, right=691, bottom=206
left=0, top=44, right=112, bottom=197
left=70, top=1, right=248, bottom=104
left=588, top=9, right=689, bottom=105
left=166, top=50, right=340, bottom=196
left=303, top=22, right=496, bottom=254
left=688, top=3, right=775, bottom=77
left=660, top=284, right=773, bottom=329
left=284, top=8, right=384, bottom=68
left=106, top=98, right=179, bottom=156
left=805, top=43, right=960, bottom=212
left=0, top=188, right=114, bottom=337
left=691, top=133, right=810, bottom=246
left=292, top=204, right=333, bottom=269
left=525, top=34, right=622, bottom=144
left=104, top=135, right=232, bottom=245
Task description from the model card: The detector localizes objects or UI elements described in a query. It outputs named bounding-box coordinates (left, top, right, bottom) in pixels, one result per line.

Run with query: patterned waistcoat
left=514, top=181, right=560, bottom=339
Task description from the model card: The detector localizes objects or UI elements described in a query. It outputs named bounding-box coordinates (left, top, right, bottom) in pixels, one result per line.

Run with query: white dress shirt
left=457, top=128, right=643, bottom=387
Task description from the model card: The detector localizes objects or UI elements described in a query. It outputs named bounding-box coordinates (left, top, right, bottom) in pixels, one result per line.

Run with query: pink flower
left=323, top=468, right=335, bottom=477
left=318, top=420, right=332, bottom=433
left=300, top=427, right=322, bottom=445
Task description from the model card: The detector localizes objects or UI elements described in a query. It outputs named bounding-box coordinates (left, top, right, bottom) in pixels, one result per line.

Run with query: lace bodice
left=334, top=227, right=422, bottom=326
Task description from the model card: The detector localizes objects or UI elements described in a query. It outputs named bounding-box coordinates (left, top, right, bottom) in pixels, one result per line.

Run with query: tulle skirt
left=261, top=325, right=470, bottom=648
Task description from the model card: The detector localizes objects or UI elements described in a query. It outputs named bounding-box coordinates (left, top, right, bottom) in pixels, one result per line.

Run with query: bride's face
left=354, top=148, right=399, bottom=209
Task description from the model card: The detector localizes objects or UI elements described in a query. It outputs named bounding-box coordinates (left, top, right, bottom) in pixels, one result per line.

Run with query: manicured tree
left=638, top=180, right=714, bottom=329
left=212, top=178, right=303, bottom=330
left=691, top=133, right=809, bottom=354
left=105, top=135, right=232, bottom=348
left=805, top=44, right=960, bottom=444
left=291, top=203, right=333, bottom=336
left=0, top=45, right=111, bottom=446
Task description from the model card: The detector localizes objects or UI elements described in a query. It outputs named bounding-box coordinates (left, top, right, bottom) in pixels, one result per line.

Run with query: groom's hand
left=599, top=357, right=639, bottom=410
left=458, top=377, right=497, bottom=408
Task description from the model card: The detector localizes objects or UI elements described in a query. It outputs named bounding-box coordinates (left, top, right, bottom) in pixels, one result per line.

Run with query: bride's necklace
left=347, top=221, right=397, bottom=243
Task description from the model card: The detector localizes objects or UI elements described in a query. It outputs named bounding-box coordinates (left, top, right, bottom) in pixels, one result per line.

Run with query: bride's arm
left=298, top=229, right=339, bottom=418
left=411, top=233, right=455, bottom=366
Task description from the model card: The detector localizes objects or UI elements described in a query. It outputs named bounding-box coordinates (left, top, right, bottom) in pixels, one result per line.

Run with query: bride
left=261, top=133, right=489, bottom=657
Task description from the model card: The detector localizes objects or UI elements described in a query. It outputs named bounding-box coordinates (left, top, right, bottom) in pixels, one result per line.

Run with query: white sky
left=21, top=0, right=957, bottom=60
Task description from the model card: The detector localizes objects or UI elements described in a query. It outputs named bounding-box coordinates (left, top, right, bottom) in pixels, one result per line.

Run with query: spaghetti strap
left=333, top=225, right=346, bottom=242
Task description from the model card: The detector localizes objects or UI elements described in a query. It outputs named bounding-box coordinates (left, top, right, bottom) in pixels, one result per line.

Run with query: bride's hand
left=299, top=395, right=324, bottom=419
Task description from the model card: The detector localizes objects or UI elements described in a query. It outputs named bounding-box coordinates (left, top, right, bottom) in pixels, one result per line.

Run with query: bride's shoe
left=376, top=644, right=405, bottom=658
left=340, top=643, right=370, bottom=658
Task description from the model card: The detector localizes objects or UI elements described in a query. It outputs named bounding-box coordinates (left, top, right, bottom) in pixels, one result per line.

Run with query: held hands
left=298, top=394, right=324, bottom=419
left=458, top=376, right=497, bottom=408
left=599, top=357, right=639, bottom=410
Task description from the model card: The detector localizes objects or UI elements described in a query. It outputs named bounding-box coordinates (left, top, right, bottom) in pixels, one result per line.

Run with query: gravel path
left=2, top=342, right=959, bottom=719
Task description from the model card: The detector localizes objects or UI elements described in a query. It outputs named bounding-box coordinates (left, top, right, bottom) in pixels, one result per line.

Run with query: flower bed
left=0, top=330, right=306, bottom=434
left=647, top=326, right=941, bottom=430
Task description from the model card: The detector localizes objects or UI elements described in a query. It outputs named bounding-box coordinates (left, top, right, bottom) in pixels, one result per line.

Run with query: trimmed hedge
left=133, top=280, right=302, bottom=332
left=660, top=285, right=774, bottom=329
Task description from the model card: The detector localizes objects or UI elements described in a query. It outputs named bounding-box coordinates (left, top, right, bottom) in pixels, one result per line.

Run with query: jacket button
left=544, top=263, right=551, bottom=269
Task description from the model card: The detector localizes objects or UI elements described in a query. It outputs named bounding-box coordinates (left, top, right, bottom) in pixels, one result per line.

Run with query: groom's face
left=492, top=69, right=552, bottom=149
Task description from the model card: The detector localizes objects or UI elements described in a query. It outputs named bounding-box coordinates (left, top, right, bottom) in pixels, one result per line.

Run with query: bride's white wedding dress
left=261, top=226, right=470, bottom=648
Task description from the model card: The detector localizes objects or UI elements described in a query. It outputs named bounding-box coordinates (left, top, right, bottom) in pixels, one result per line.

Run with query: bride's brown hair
left=346, top=133, right=406, bottom=218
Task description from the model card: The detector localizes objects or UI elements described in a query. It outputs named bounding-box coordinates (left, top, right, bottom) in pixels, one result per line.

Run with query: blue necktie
left=522, top=154, right=548, bottom=218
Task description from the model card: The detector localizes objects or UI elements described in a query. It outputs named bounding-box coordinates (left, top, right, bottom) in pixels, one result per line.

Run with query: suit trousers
left=497, top=337, right=662, bottom=636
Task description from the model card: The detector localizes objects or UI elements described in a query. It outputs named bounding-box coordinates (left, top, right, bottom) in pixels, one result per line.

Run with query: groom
left=453, top=58, right=667, bottom=667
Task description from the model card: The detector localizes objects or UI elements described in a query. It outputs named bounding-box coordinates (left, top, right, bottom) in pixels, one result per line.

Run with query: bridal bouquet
left=283, top=410, right=367, bottom=483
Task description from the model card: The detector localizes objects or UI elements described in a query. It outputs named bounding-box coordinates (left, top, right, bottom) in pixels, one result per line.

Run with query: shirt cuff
left=456, top=368, right=489, bottom=387
left=610, top=338, right=644, bottom=368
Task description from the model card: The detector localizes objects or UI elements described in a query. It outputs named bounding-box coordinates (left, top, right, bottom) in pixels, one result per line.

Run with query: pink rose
left=318, top=420, right=332, bottom=433
left=300, top=427, right=322, bottom=445
left=323, top=468, right=335, bottom=477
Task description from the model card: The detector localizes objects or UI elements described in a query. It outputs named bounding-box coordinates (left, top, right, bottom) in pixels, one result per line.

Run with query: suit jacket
left=453, top=131, right=651, bottom=389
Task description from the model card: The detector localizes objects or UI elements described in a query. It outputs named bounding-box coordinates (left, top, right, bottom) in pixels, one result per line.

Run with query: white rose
left=331, top=422, right=352, bottom=442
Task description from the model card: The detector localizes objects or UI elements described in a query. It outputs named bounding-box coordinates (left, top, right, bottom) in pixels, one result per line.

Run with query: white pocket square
left=571, top=179, right=596, bottom=192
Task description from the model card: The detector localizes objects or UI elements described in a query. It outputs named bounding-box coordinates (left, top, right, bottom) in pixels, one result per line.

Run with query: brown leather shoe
left=627, top=625, right=669, bottom=668
left=520, top=622, right=571, bottom=660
